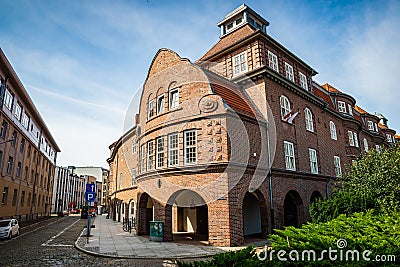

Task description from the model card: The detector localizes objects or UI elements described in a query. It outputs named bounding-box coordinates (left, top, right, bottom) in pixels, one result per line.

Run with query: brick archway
left=284, top=190, right=304, bottom=227
left=137, top=193, right=153, bottom=235
left=310, top=190, right=323, bottom=204
left=242, top=190, right=268, bottom=238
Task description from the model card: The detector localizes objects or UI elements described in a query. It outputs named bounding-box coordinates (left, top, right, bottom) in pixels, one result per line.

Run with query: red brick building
left=107, top=4, right=397, bottom=247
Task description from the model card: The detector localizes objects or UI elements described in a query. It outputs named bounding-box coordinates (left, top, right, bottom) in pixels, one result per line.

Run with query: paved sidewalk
left=75, top=214, right=226, bottom=259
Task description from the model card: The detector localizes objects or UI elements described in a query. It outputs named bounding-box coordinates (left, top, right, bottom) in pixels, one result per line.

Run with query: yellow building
left=0, top=48, right=60, bottom=222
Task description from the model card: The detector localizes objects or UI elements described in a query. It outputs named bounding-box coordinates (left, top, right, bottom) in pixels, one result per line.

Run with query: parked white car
left=0, top=219, right=20, bottom=239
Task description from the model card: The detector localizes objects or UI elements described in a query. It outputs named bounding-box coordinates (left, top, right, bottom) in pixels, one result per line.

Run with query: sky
left=0, top=0, right=399, bottom=168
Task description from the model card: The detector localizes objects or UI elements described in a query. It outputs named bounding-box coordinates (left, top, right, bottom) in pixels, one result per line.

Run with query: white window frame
left=363, top=138, right=369, bottom=152
left=268, top=51, right=279, bottom=72
left=132, top=138, right=137, bottom=154
left=184, top=130, right=197, bottom=165
left=348, top=104, right=353, bottom=116
left=367, top=121, right=374, bottom=131
left=304, top=108, right=314, bottom=132
left=131, top=168, right=136, bottom=186
left=147, top=141, right=154, bottom=171
left=375, top=145, right=380, bottom=152
left=21, top=113, right=29, bottom=129
left=386, top=134, right=392, bottom=143
left=168, top=133, right=178, bottom=166
left=156, top=136, right=164, bottom=168
left=284, top=62, right=294, bottom=82
left=157, top=94, right=164, bottom=114
left=374, top=123, right=379, bottom=132
left=334, top=156, right=342, bottom=177
left=299, top=72, right=308, bottom=90
left=140, top=144, right=146, bottom=173
left=14, top=102, right=22, bottom=121
left=337, top=101, right=347, bottom=113
left=169, top=89, right=179, bottom=109
left=233, top=51, right=247, bottom=76
left=284, top=141, right=296, bottom=171
left=353, top=132, right=359, bottom=147
left=148, top=100, right=154, bottom=119
left=280, top=95, right=291, bottom=120
left=330, top=121, right=337, bottom=140
left=309, top=148, right=318, bottom=174
left=4, top=88, right=13, bottom=110
left=348, top=130, right=355, bottom=146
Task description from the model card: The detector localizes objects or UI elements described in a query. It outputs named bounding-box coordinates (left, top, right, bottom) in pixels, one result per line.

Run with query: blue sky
left=0, top=0, right=399, bottom=168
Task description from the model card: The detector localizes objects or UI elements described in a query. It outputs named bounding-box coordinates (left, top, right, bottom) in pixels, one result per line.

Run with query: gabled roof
left=199, top=24, right=256, bottom=61
left=395, top=134, right=400, bottom=139
left=312, top=85, right=334, bottom=108
left=354, top=105, right=368, bottom=114
left=378, top=122, right=388, bottom=130
left=203, top=69, right=262, bottom=120
left=321, top=83, right=341, bottom=93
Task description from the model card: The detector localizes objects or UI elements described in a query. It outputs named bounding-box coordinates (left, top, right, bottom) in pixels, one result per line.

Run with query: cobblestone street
left=0, top=216, right=169, bottom=267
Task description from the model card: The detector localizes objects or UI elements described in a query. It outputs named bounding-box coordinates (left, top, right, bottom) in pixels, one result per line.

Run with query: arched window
left=363, top=138, right=369, bottom=152
left=304, top=108, right=314, bottom=132
left=280, top=95, right=291, bottom=119
left=330, top=121, right=337, bottom=140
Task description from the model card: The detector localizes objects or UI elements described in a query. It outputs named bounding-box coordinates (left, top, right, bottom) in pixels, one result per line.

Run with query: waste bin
left=149, top=221, right=164, bottom=241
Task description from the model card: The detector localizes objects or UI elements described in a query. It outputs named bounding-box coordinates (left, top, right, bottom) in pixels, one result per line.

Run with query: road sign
left=85, top=192, right=97, bottom=202
left=86, top=183, right=95, bottom=193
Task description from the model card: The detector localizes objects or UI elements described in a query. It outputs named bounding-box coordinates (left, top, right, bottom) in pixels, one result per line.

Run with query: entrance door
left=196, top=205, right=208, bottom=235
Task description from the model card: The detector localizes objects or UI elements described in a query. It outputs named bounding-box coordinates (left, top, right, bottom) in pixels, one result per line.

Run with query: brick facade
left=107, top=4, right=397, bottom=247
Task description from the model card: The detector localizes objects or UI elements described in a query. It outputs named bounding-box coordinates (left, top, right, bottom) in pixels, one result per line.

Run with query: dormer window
left=299, top=72, right=308, bottom=90
left=285, top=63, right=294, bottom=82
left=225, top=16, right=243, bottom=33
left=348, top=104, right=353, bottom=116
left=386, top=134, right=393, bottom=143
left=367, top=121, right=374, bottom=131
left=337, top=101, right=346, bottom=113
left=233, top=52, right=247, bottom=76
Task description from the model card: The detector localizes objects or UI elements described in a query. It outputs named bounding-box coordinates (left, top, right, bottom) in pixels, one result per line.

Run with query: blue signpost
left=85, top=183, right=96, bottom=239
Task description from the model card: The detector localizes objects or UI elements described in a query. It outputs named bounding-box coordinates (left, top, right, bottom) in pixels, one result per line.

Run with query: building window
left=27, top=192, right=31, bottom=206
left=233, top=51, right=247, bottom=76
left=367, top=121, right=374, bottom=131
left=1, top=187, right=8, bottom=204
left=348, top=104, right=353, bottom=116
left=3, top=88, right=13, bottom=110
left=363, top=138, right=369, bottom=152
left=284, top=62, right=294, bottom=82
left=184, top=130, right=197, bottom=164
left=299, top=72, right=308, bottom=90
left=280, top=95, right=291, bottom=119
left=20, top=139, right=25, bottom=153
left=327, top=122, right=336, bottom=140
left=374, top=123, right=379, bottom=132
left=348, top=131, right=355, bottom=146
left=131, top=168, right=136, bottom=186
left=353, top=132, right=359, bottom=147
left=168, top=133, right=178, bottom=166
left=20, top=191, right=25, bottom=206
left=304, top=108, right=314, bottom=132
left=14, top=102, right=22, bottom=121
left=284, top=141, right=296, bottom=171
left=11, top=131, right=17, bottom=147
left=119, top=173, right=123, bottom=189
left=140, top=144, right=146, bottom=173
left=147, top=141, right=154, bottom=170
left=0, top=121, right=7, bottom=139
left=268, top=51, right=279, bottom=72
left=169, top=89, right=179, bottom=109
left=16, top=162, right=22, bottom=177
left=337, top=101, right=346, bottom=113
left=148, top=100, right=154, bottom=119
left=386, top=134, right=393, bottom=143
left=7, top=156, right=13, bottom=174
left=132, top=138, right=137, bottom=154
left=309, top=148, right=318, bottom=174
left=12, top=189, right=18, bottom=206
left=157, top=95, right=164, bottom=114
left=22, top=113, right=30, bottom=129
left=334, top=156, right=342, bottom=177
left=156, top=137, right=164, bottom=168
left=375, top=145, right=381, bottom=152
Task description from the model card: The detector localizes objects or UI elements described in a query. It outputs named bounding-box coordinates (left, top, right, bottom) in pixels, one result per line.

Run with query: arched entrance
left=284, top=190, right=304, bottom=227
left=128, top=199, right=136, bottom=223
left=242, top=191, right=268, bottom=238
left=137, top=193, right=154, bottom=235
left=310, top=191, right=323, bottom=204
left=120, top=201, right=125, bottom=222
left=168, top=190, right=208, bottom=242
